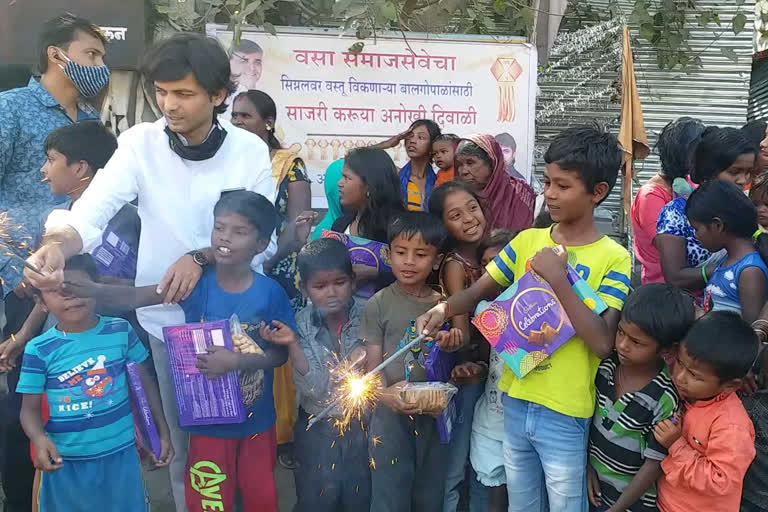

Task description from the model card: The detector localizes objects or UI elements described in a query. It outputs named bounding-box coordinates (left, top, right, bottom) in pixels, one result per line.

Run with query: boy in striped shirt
left=587, top=284, right=693, bottom=511
left=17, top=255, right=172, bottom=511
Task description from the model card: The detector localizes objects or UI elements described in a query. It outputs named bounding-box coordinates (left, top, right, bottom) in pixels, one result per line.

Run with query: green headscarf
left=310, top=158, right=345, bottom=240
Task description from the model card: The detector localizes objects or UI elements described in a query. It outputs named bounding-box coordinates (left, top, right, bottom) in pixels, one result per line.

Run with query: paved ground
left=145, top=464, right=297, bottom=511
left=0, top=465, right=297, bottom=512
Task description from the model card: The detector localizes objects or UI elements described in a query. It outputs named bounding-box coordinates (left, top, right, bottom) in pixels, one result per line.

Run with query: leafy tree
left=150, top=0, right=750, bottom=69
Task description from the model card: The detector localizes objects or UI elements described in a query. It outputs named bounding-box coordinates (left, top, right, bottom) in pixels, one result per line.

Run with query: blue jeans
left=293, top=408, right=370, bottom=512
left=368, top=406, right=446, bottom=512
left=443, top=383, right=487, bottom=512
left=502, top=395, right=590, bottom=512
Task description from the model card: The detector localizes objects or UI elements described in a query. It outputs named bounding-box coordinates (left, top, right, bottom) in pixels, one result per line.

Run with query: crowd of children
left=4, top=21, right=768, bottom=512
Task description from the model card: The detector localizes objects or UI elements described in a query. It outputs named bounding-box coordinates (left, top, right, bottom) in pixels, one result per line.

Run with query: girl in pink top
left=631, top=118, right=705, bottom=284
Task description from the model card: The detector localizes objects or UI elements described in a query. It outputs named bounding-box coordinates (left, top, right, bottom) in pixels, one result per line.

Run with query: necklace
left=398, top=282, right=432, bottom=299
left=615, top=363, right=626, bottom=400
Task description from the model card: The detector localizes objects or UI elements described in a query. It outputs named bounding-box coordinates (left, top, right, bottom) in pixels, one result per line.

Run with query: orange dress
left=435, top=167, right=455, bottom=186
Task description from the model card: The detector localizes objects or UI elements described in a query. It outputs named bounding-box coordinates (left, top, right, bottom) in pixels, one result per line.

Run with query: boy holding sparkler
left=363, top=211, right=463, bottom=512
left=259, top=238, right=371, bottom=512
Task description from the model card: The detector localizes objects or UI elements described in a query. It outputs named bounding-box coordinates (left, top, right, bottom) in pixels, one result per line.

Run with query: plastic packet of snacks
left=230, top=315, right=263, bottom=355
left=399, top=382, right=459, bottom=414
left=229, top=315, right=265, bottom=407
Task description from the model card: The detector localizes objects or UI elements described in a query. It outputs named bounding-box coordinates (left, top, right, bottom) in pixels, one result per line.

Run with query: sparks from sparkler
left=307, top=335, right=425, bottom=431
left=0, top=212, right=44, bottom=276
left=330, top=357, right=382, bottom=435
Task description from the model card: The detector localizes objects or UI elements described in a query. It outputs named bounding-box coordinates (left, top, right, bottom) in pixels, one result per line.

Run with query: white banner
left=206, top=25, right=538, bottom=207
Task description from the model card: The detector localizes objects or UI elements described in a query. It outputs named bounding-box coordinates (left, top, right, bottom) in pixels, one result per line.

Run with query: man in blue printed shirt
left=0, top=13, right=108, bottom=297
left=0, top=14, right=108, bottom=512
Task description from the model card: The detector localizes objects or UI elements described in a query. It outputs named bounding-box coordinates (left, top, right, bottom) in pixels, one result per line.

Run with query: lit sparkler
left=332, top=358, right=382, bottom=434
left=306, top=334, right=426, bottom=431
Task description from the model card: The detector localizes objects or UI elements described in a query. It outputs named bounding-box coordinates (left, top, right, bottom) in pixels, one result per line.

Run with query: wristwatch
left=186, top=250, right=210, bottom=267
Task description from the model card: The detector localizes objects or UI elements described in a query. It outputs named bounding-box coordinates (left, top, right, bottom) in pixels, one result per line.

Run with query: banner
left=206, top=25, right=537, bottom=207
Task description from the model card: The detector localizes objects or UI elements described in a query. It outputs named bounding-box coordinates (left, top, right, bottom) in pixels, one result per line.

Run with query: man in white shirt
left=25, top=33, right=275, bottom=512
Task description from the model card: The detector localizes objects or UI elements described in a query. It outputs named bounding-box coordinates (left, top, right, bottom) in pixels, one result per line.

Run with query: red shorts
left=185, top=426, right=277, bottom=512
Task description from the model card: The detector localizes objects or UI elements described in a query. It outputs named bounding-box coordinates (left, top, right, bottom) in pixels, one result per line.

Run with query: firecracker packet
left=425, top=343, right=457, bottom=444
left=126, top=361, right=162, bottom=458
left=321, top=229, right=392, bottom=298
left=472, top=263, right=607, bottom=379
left=163, top=320, right=246, bottom=427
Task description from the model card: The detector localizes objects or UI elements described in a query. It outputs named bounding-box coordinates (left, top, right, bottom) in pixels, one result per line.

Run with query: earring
left=266, top=124, right=273, bottom=132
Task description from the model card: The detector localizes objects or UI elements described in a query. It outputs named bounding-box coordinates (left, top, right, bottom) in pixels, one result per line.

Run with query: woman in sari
left=454, top=134, right=535, bottom=232
left=231, top=89, right=309, bottom=468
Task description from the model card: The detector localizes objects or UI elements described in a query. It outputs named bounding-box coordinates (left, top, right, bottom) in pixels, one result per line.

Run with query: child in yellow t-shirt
left=417, top=126, right=631, bottom=512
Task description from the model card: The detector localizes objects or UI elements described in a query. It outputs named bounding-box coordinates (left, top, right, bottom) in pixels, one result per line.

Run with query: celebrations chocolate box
left=473, top=266, right=607, bottom=379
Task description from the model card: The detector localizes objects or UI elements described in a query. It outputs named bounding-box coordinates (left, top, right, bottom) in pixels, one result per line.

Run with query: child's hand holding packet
left=529, top=244, right=568, bottom=284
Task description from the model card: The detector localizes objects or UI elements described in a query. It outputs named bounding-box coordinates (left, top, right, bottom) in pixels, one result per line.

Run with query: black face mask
left=165, top=119, right=227, bottom=161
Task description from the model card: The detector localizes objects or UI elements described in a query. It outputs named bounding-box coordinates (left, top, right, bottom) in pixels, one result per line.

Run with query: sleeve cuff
left=667, top=436, right=689, bottom=455
left=45, top=209, right=102, bottom=253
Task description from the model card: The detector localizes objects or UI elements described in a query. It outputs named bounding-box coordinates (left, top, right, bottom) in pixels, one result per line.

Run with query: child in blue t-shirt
left=68, top=191, right=294, bottom=512
left=16, top=255, right=172, bottom=512
left=686, top=180, right=768, bottom=323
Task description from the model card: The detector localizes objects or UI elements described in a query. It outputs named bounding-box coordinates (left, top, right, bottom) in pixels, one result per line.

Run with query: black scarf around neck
left=165, top=119, right=227, bottom=161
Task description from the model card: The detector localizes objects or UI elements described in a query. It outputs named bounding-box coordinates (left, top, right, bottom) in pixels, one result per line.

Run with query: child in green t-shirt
left=363, top=211, right=462, bottom=512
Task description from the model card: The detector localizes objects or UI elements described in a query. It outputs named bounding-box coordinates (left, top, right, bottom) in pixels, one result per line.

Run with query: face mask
left=56, top=50, right=110, bottom=97
left=165, top=120, right=228, bottom=161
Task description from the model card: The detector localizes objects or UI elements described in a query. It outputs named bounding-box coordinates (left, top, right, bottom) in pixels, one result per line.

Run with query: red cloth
left=630, top=180, right=673, bottom=284
left=658, top=392, right=755, bottom=512
left=185, top=427, right=277, bottom=512
left=465, top=134, right=535, bottom=232
left=29, top=395, right=50, bottom=462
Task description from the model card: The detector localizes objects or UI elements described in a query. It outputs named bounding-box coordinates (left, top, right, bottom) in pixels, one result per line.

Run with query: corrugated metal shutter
left=535, top=0, right=754, bottom=242
left=749, top=54, right=768, bottom=120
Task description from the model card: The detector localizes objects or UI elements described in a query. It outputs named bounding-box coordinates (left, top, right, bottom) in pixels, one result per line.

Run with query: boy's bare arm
left=20, top=394, right=63, bottom=472
left=259, top=321, right=309, bottom=374
left=137, top=360, right=174, bottom=467
left=20, top=393, right=46, bottom=444
left=417, top=272, right=500, bottom=336
left=238, top=343, right=289, bottom=372
left=608, top=459, right=663, bottom=512
left=62, top=278, right=164, bottom=310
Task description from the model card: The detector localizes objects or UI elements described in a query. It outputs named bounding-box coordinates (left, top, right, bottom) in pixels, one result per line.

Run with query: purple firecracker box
left=321, top=229, right=392, bottom=298
left=425, top=345, right=456, bottom=383
left=126, top=361, right=162, bottom=458
left=437, top=395, right=457, bottom=444
left=163, top=320, right=246, bottom=427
